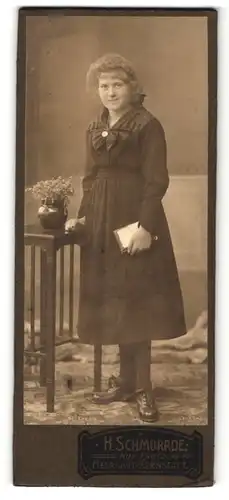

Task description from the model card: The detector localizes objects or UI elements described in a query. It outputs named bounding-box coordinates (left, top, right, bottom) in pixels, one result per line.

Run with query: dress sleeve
left=138, top=117, right=169, bottom=234
left=77, top=130, right=96, bottom=219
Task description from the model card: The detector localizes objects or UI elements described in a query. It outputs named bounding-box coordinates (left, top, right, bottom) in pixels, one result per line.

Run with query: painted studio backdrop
left=24, top=14, right=208, bottom=425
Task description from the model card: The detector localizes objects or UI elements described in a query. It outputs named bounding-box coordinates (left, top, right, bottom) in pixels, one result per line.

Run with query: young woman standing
left=66, top=53, right=186, bottom=422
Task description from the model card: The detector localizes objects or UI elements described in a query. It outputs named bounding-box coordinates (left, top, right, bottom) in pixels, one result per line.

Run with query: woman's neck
left=108, top=106, right=132, bottom=127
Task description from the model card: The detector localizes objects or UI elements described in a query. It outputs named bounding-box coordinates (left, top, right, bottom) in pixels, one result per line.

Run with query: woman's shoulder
left=87, top=108, right=107, bottom=132
left=136, top=106, right=163, bottom=128
left=135, top=106, right=165, bottom=138
left=87, top=118, right=101, bottom=132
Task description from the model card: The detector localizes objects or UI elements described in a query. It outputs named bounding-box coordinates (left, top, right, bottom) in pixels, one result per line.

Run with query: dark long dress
left=77, top=104, right=186, bottom=345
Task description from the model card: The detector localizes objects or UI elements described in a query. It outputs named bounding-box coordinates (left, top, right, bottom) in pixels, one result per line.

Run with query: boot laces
left=141, top=391, right=153, bottom=406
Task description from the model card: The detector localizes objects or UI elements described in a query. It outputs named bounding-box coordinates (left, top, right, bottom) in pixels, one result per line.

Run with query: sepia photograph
left=23, top=12, right=209, bottom=427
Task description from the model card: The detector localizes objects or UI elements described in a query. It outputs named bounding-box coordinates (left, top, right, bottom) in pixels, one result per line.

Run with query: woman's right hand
left=65, top=217, right=85, bottom=232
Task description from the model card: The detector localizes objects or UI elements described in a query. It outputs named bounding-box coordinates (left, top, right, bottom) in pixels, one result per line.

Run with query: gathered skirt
left=77, top=169, right=186, bottom=345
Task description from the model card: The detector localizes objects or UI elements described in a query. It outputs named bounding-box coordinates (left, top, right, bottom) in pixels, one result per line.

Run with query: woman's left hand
left=127, top=225, right=152, bottom=255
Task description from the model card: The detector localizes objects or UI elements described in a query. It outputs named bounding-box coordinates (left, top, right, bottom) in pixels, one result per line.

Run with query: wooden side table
left=24, top=224, right=102, bottom=412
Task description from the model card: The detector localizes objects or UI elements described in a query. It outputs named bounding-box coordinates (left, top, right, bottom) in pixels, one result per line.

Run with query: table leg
left=45, top=245, right=56, bottom=413
left=40, top=249, right=47, bottom=386
left=94, top=344, right=102, bottom=392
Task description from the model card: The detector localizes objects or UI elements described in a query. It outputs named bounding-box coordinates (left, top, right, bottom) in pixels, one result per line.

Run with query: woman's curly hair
left=86, top=53, right=146, bottom=104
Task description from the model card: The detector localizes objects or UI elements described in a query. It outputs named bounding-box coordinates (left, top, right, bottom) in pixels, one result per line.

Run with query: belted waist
left=96, top=168, right=142, bottom=180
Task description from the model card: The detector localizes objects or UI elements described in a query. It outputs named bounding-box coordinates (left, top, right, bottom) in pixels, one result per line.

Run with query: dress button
left=102, top=130, right=108, bottom=137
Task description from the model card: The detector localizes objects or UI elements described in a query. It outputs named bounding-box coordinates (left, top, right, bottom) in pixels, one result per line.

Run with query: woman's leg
left=91, top=343, right=136, bottom=404
left=132, top=341, right=159, bottom=422
left=118, top=343, right=136, bottom=392
left=134, top=341, right=152, bottom=392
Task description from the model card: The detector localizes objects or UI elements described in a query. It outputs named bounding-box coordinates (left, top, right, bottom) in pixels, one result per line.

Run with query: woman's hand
left=127, top=225, right=152, bottom=255
left=65, top=217, right=85, bottom=232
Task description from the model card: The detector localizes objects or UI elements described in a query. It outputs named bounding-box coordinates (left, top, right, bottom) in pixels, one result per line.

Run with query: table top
left=25, top=223, right=68, bottom=238
left=24, top=223, right=87, bottom=246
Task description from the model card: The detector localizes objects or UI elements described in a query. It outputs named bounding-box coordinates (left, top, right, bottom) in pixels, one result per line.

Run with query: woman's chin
left=106, top=103, right=121, bottom=111
left=107, top=103, right=129, bottom=113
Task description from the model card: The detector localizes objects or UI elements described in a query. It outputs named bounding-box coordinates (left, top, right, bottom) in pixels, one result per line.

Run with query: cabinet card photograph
left=14, top=8, right=216, bottom=487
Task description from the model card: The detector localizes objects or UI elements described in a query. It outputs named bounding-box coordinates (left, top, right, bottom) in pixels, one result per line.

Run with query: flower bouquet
left=26, top=176, right=75, bottom=230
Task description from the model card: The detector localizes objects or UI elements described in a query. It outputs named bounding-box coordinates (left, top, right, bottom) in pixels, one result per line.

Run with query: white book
left=113, top=222, right=158, bottom=252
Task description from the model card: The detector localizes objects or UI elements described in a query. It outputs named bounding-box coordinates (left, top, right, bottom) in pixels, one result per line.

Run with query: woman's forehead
left=98, top=70, right=128, bottom=83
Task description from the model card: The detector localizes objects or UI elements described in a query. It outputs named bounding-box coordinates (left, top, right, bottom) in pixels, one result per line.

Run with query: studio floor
left=24, top=354, right=208, bottom=426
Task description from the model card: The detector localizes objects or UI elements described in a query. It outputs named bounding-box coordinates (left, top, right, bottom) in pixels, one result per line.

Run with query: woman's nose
left=108, top=86, right=116, bottom=97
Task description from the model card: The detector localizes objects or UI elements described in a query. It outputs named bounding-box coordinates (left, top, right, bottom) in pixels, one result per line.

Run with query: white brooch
left=101, top=130, right=108, bottom=138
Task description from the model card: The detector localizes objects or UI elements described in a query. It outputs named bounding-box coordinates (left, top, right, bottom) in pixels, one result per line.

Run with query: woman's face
left=98, top=72, right=132, bottom=113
